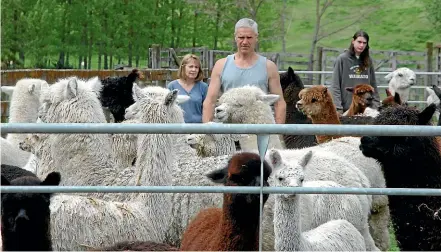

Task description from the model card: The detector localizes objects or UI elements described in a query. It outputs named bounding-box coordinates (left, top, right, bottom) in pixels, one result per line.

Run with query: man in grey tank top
left=202, top=18, right=286, bottom=124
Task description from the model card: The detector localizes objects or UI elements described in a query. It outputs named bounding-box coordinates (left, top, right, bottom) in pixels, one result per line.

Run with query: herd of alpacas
left=1, top=66, right=441, bottom=251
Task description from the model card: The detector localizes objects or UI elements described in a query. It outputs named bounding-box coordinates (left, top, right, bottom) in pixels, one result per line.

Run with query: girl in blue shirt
left=167, top=54, right=208, bottom=123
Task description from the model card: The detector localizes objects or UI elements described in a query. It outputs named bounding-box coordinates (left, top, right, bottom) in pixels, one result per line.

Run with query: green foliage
left=1, top=0, right=439, bottom=69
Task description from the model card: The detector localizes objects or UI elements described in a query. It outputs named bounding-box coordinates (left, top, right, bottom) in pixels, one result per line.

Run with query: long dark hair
left=349, top=30, right=370, bottom=71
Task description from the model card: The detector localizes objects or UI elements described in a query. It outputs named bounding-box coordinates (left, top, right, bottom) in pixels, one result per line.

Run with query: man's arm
left=202, top=58, right=226, bottom=123
left=267, top=60, right=286, bottom=124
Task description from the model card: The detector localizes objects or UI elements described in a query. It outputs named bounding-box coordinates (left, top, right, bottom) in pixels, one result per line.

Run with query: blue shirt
left=167, top=80, right=208, bottom=123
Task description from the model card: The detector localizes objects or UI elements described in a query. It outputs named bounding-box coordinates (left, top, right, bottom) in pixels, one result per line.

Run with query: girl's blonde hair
left=178, top=54, right=204, bottom=82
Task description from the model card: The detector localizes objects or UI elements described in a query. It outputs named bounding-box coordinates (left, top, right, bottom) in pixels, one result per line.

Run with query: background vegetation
left=1, top=0, right=440, bottom=70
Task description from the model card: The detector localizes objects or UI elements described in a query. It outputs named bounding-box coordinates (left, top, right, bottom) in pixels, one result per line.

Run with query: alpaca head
left=206, top=152, right=272, bottom=204
left=360, top=104, right=437, bottom=162
left=385, top=67, right=416, bottom=90
left=380, top=89, right=403, bottom=112
left=296, top=85, right=335, bottom=118
left=38, top=76, right=105, bottom=123
left=269, top=149, right=312, bottom=199
left=214, top=86, right=280, bottom=123
left=1, top=172, right=61, bottom=250
left=19, top=134, right=40, bottom=153
left=14, top=78, right=49, bottom=99
left=129, top=84, right=187, bottom=123
left=426, top=85, right=441, bottom=109
left=346, top=83, right=375, bottom=108
left=279, top=67, right=304, bottom=92
left=186, top=123, right=247, bottom=157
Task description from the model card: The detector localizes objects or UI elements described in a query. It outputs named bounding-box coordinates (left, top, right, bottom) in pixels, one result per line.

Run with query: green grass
left=271, top=0, right=441, bottom=53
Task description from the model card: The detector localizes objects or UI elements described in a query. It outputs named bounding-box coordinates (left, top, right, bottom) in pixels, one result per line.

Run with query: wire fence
left=2, top=112, right=441, bottom=251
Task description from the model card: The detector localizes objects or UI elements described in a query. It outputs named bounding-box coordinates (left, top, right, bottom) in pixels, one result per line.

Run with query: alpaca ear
left=132, top=83, right=143, bottom=102
left=87, top=76, right=103, bottom=95
left=268, top=149, right=282, bottom=168
left=384, top=72, right=393, bottom=82
left=257, top=94, right=280, bottom=105
left=418, top=104, right=436, bottom=125
left=394, top=92, right=402, bottom=104
left=41, top=172, right=61, bottom=186
left=165, top=89, right=178, bottom=106
left=432, top=85, right=441, bottom=98
left=65, top=77, right=78, bottom=99
left=345, top=87, right=354, bottom=93
left=176, top=95, right=190, bottom=104
left=206, top=166, right=228, bottom=184
left=1, top=175, right=10, bottom=186
left=385, top=88, right=392, bottom=97
left=322, top=86, right=328, bottom=94
left=299, top=150, right=313, bottom=168
left=28, top=83, right=36, bottom=94
left=287, top=67, right=295, bottom=79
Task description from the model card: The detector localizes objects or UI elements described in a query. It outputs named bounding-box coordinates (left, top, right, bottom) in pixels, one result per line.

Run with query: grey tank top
left=220, top=54, right=269, bottom=94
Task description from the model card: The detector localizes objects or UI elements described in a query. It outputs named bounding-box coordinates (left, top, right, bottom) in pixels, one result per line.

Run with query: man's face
left=235, top=27, right=257, bottom=53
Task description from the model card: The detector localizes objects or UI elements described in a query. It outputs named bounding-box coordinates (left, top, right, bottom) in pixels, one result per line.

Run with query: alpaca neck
left=310, top=102, right=341, bottom=143
left=274, top=195, right=302, bottom=251
left=218, top=194, right=262, bottom=251
left=133, top=133, right=175, bottom=241
left=346, top=102, right=365, bottom=116
left=1, top=218, right=52, bottom=251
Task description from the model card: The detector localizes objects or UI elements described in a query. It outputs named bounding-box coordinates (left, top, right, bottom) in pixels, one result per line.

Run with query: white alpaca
left=277, top=136, right=391, bottom=251
left=5, top=78, right=49, bottom=147
left=46, top=81, right=186, bottom=250
left=385, top=67, right=416, bottom=103
left=214, top=86, right=285, bottom=150
left=185, top=122, right=247, bottom=157
left=426, top=86, right=440, bottom=120
left=1, top=137, right=31, bottom=167
left=272, top=150, right=367, bottom=251
left=268, top=149, right=378, bottom=251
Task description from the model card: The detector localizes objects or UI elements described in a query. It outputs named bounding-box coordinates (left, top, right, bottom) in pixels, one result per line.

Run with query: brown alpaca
left=180, top=152, right=272, bottom=251
left=344, top=84, right=375, bottom=116
left=296, top=85, right=342, bottom=143
left=380, top=89, right=403, bottom=110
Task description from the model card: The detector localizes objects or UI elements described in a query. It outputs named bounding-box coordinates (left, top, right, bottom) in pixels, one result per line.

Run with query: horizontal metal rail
left=2, top=185, right=441, bottom=196
left=2, top=123, right=441, bottom=136
left=282, top=70, right=441, bottom=75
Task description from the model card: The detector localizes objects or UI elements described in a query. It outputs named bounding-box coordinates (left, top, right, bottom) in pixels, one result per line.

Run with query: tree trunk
left=192, top=10, right=198, bottom=47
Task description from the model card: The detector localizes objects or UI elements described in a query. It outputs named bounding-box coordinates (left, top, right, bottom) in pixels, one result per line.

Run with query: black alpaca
left=360, top=104, right=441, bottom=251
left=1, top=172, right=61, bottom=251
left=99, top=69, right=143, bottom=123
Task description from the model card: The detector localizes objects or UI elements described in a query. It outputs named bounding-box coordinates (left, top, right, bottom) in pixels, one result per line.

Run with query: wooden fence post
left=426, top=41, right=433, bottom=87
left=316, top=46, right=323, bottom=85
left=151, top=44, right=161, bottom=70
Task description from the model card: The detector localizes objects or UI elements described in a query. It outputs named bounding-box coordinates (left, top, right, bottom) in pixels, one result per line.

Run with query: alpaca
left=1, top=172, right=61, bottom=251
left=296, top=85, right=376, bottom=143
left=426, top=85, right=441, bottom=124
left=214, top=85, right=284, bottom=150
left=271, top=150, right=367, bottom=251
left=38, top=80, right=186, bottom=250
left=99, top=69, right=144, bottom=122
left=5, top=78, right=49, bottom=147
left=293, top=85, right=390, bottom=249
left=385, top=67, right=416, bottom=103
left=1, top=164, right=36, bottom=181
left=1, top=137, right=31, bottom=168
left=360, top=103, right=441, bottom=251
left=180, top=152, right=272, bottom=251
left=268, top=149, right=378, bottom=251
left=185, top=122, right=247, bottom=157
left=343, top=83, right=376, bottom=116
left=111, top=118, right=138, bottom=168
left=280, top=67, right=318, bottom=149
left=93, top=241, right=178, bottom=251
left=380, top=89, right=403, bottom=111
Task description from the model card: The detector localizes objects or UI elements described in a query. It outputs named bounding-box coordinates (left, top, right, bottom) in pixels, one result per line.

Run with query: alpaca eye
left=311, top=98, right=317, bottom=103
left=278, top=177, right=283, bottom=181
left=398, top=73, right=403, bottom=77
